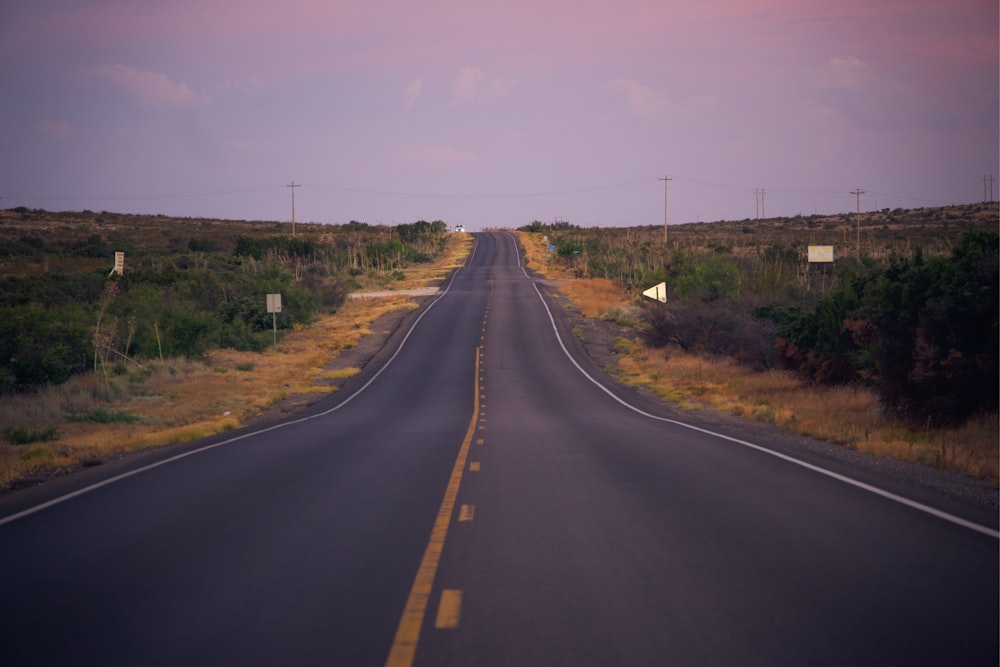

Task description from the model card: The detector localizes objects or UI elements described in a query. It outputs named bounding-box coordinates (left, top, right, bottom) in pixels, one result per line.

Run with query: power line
left=983, top=175, right=994, bottom=203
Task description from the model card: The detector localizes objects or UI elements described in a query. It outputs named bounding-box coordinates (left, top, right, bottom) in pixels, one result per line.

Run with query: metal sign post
left=266, top=293, right=282, bottom=352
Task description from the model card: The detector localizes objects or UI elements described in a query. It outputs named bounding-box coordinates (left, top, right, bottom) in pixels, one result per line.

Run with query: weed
left=3, top=426, right=60, bottom=445
left=612, top=337, right=634, bottom=353
left=18, top=447, right=55, bottom=462
left=67, top=408, right=140, bottom=424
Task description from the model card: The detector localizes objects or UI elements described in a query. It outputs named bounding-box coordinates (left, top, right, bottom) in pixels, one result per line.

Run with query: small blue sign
left=547, top=245, right=556, bottom=251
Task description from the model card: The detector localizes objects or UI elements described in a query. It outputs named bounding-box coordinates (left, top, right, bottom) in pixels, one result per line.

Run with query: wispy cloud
left=390, top=141, right=478, bottom=168
left=451, top=66, right=517, bottom=107
left=608, top=79, right=719, bottom=118
left=404, top=77, right=423, bottom=108
left=89, top=64, right=211, bottom=108
left=37, top=118, right=74, bottom=140
left=805, top=56, right=875, bottom=91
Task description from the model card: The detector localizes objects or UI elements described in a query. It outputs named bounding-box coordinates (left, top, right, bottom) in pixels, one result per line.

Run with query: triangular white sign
left=642, top=282, right=667, bottom=303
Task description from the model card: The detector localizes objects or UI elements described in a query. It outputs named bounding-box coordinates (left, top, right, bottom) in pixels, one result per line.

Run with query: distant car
left=453, top=225, right=466, bottom=233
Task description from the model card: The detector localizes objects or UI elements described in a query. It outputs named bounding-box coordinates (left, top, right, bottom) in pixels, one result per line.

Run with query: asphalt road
left=1, top=232, right=996, bottom=666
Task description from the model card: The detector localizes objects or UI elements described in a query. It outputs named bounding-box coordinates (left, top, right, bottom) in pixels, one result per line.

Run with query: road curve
left=0, top=232, right=996, bottom=667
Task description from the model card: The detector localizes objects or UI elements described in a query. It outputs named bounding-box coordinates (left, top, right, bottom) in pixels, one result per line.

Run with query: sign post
left=266, top=293, right=282, bottom=352
left=110, top=252, right=124, bottom=277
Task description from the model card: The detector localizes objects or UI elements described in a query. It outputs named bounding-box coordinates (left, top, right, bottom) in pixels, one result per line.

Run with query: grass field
left=0, top=232, right=473, bottom=490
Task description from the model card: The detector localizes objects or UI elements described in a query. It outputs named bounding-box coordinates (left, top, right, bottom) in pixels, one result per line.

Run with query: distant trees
left=0, top=215, right=450, bottom=394
left=758, top=232, right=998, bottom=424
left=529, top=213, right=998, bottom=427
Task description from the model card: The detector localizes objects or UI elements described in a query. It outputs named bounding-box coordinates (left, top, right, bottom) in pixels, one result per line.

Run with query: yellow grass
left=612, top=339, right=999, bottom=486
left=557, top=278, right=633, bottom=319
left=0, top=235, right=471, bottom=490
left=517, top=230, right=574, bottom=279
left=516, top=229, right=998, bottom=484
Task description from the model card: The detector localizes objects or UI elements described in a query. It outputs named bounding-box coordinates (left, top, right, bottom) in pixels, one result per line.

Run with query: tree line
left=522, top=207, right=998, bottom=427
left=0, top=212, right=450, bottom=393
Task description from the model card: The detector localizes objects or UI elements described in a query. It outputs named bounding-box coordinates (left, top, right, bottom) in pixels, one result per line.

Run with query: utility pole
left=983, top=175, right=994, bottom=203
left=659, top=175, right=672, bottom=244
left=850, top=188, right=865, bottom=256
left=286, top=181, right=301, bottom=237
left=754, top=188, right=767, bottom=220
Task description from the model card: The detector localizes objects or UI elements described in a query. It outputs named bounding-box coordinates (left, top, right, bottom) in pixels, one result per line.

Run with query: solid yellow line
left=435, top=589, right=463, bottom=629
left=385, top=346, right=481, bottom=667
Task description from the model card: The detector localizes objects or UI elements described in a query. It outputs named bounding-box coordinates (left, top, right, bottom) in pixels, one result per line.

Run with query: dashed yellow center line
left=435, top=590, right=463, bottom=629
left=384, top=346, right=482, bottom=667
left=469, top=461, right=481, bottom=472
left=458, top=504, right=475, bottom=522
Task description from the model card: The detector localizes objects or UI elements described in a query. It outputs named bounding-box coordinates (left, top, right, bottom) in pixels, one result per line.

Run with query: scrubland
left=0, top=213, right=471, bottom=490
left=517, top=206, right=999, bottom=486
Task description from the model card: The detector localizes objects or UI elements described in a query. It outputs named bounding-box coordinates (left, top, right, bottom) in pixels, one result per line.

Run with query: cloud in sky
left=37, top=118, right=74, bottom=140
left=404, top=77, right=423, bottom=108
left=89, top=64, right=211, bottom=108
left=806, top=56, right=876, bottom=92
left=0, top=0, right=995, bottom=228
left=608, top=79, right=719, bottom=119
left=450, top=67, right=517, bottom=107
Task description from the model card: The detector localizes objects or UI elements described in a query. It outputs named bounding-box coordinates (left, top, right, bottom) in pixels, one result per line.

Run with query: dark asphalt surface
left=1, top=232, right=996, bottom=666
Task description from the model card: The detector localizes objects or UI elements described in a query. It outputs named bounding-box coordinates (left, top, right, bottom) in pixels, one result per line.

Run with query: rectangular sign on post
left=266, top=293, right=282, bottom=313
left=808, top=246, right=834, bottom=263
left=266, top=294, right=282, bottom=352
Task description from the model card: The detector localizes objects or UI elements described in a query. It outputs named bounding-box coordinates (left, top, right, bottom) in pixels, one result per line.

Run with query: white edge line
left=0, top=238, right=481, bottom=528
left=511, top=233, right=999, bottom=540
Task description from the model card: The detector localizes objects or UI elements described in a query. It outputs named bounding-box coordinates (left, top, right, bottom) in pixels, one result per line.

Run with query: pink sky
left=1, top=0, right=996, bottom=228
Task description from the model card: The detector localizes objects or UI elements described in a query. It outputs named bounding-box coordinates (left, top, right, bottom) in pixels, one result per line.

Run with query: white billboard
left=808, top=245, right=834, bottom=263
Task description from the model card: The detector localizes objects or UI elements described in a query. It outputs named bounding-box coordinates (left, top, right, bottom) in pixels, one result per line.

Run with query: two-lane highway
left=1, top=232, right=996, bottom=666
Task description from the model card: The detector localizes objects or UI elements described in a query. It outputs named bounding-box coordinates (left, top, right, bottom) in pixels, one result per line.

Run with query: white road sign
left=642, top=282, right=667, bottom=303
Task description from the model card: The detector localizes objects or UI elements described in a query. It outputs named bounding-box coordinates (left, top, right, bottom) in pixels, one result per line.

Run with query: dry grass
left=0, top=235, right=471, bottom=490
left=556, top=278, right=633, bottom=319
left=611, top=338, right=998, bottom=485
left=516, top=229, right=998, bottom=484
left=517, top=230, right=574, bottom=280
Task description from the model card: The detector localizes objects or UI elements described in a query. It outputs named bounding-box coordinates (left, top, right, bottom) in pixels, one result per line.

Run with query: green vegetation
left=0, top=209, right=451, bottom=394
left=2, top=426, right=60, bottom=445
left=521, top=203, right=999, bottom=428
left=67, top=408, right=141, bottom=424
left=759, top=231, right=998, bottom=425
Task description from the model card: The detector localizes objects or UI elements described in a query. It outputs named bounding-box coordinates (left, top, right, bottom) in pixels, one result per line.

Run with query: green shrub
left=2, top=426, right=60, bottom=445
left=67, top=408, right=140, bottom=424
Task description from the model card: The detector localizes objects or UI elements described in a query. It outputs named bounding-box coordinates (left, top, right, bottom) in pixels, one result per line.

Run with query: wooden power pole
left=287, top=181, right=301, bottom=237
left=659, top=175, right=672, bottom=244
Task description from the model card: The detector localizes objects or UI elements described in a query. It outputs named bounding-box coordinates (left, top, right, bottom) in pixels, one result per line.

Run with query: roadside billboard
left=808, top=245, right=834, bottom=263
